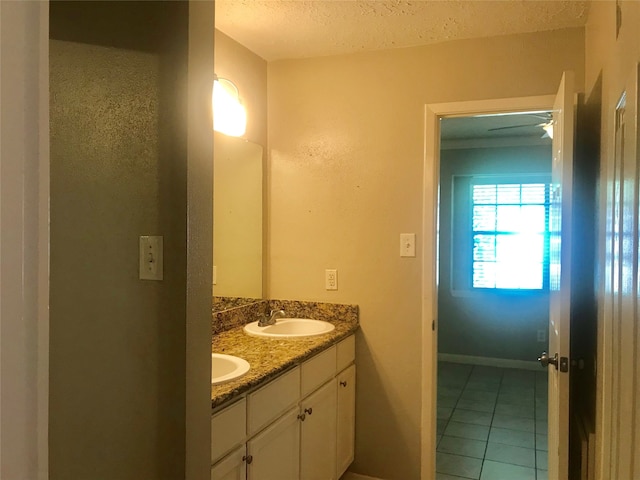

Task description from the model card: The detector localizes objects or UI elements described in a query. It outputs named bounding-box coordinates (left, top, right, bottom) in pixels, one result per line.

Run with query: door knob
left=538, top=351, right=559, bottom=369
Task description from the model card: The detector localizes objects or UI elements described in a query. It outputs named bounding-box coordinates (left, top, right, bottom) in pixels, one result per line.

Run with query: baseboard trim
left=438, top=353, right=541, bottom=371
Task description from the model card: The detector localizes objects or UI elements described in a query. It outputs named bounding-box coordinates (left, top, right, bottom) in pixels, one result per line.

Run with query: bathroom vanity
left=210, top=304, right=358, bottom=480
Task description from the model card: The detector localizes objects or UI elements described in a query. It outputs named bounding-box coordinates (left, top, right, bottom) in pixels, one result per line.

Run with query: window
left=471, top=182, right=551, bottom=290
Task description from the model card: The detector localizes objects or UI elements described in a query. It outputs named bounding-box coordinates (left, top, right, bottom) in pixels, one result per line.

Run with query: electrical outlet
left=537, top=329, right=546, bottom=342
left=325, top=269, right=338, bottom=290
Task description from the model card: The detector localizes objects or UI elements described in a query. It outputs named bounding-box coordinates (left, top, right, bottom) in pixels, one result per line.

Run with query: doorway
left=435, top=112, right=553, bottom=479
left=423, top=96, right=553, bottom=479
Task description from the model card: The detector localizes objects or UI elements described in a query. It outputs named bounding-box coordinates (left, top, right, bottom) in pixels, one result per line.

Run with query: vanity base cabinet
left=212, top=334, right=357, bottom=480
left=247, top=407, right=300, bottom=480
left=211, top=446, right=247, bottom=480
left=336, top=364, right=356, bottom=479
left=300, top=380, right=337, bottom=480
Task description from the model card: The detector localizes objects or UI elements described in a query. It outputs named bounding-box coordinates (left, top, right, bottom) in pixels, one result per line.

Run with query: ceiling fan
left=487, top=113, right=554, bottom=138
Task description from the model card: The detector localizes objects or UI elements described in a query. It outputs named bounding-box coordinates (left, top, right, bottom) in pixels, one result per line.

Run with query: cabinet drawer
left=211, top=398, right=246, bottom=463
left=301, top=345, right=336, bottom=397
left=247, top=366, right=300, bottom=435
left=336, top=335, right=355, bottom=372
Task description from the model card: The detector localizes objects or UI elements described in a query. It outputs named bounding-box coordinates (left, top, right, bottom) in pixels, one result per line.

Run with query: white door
left=597, top=63, right=640, bottom=480
left=541, top=71, right=575, bottom=480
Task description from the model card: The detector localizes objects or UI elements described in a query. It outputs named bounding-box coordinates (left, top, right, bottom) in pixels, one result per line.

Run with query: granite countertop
left=211, top=316, right=359, bottom=409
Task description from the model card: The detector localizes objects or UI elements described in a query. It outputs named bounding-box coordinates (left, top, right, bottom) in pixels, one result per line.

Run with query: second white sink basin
left=212, top=353, right=250, bottom=385
left=244, top=318, right=335, bottom=338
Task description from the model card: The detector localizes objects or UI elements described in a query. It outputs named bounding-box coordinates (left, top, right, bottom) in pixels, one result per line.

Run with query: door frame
left=0, top=1, right=50, bottom=478
left=421, top=94, right=556, bottom=478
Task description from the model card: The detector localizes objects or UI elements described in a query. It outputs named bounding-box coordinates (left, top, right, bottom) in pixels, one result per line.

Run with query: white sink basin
left=244, top=318, right=335, bottom=338
left=211, top=353, right=250, bottom=385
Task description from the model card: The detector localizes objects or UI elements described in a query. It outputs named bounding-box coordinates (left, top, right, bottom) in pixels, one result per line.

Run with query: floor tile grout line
left=533, top=368, right=549, bottom=480
left=445, top=364, right=473, bottom=445
left=479, top=364, right=504, bottom=480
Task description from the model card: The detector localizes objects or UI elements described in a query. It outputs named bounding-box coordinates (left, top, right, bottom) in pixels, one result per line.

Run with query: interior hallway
left=437, top=362, right=548, bottom=480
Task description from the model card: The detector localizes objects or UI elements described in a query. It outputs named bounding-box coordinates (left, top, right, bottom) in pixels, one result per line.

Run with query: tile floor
left=436, top=362, right=548, bottom=480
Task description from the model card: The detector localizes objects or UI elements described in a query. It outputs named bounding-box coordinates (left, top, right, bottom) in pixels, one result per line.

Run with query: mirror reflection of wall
left=213, top=132, right=263, bottom=301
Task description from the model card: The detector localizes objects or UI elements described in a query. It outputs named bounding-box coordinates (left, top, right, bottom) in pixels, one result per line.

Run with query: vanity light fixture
left=213, top=75, right=247, bottom=137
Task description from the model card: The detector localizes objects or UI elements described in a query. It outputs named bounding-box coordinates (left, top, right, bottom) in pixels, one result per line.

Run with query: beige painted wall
left=584, top=2, right=640, bottom=479
left=268, top=28, right=585, bottom=479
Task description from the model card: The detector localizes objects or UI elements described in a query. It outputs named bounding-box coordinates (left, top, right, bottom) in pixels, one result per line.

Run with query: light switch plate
left=139, top=235, right=163, bottom=280
left=400, top=233, right=416, bottom=257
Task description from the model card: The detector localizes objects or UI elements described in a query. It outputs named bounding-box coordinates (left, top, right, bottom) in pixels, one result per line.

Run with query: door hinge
left=432, top=320, right=436, bottom=331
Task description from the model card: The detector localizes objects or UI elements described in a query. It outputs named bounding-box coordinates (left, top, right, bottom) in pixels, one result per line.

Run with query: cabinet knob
left=304, top=407, right=313, bottom=415
left=297, top=413, right=306, bottom=421
left=340, top=381, right=348, bottom=387
left=242, top=454, right=253, bottom=465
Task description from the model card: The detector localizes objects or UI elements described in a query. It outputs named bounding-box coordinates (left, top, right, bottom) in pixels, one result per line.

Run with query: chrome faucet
left=258, top=309, right=286, bottom=327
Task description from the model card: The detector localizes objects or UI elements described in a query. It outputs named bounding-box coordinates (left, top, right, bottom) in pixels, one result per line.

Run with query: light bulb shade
left=213, top=78, right=247, bottom=137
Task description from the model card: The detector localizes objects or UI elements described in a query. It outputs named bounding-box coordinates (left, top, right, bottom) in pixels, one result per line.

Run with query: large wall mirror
left=213, top=132, right=263, bottom=310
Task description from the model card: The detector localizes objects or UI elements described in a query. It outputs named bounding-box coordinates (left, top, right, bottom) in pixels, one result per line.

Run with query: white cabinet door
left=336, top=365, right=356, bottom=479
left=248, top=407, right=300, bottom=480
left=211, top=446, right=247, bottom=480
left=300, top=380, right=337, bottom=480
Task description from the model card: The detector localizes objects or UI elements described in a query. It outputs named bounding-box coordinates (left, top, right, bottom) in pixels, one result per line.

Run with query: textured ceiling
left=215, top=0, right=590, bottom=61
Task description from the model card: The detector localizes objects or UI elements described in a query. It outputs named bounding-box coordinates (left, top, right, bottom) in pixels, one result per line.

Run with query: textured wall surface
left=48, top=2, right=213, bottom=479
left=49, top=39, right=167, bottom=479
left=267, top=27, right=584, bottom=479
left=49, top=10, right=192, bottom=474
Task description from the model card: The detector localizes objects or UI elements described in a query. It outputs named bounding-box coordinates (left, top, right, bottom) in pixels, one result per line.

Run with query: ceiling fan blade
left=530, top=114, right=552, bottom=121
left=487, top=123, right=542, bottom=132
